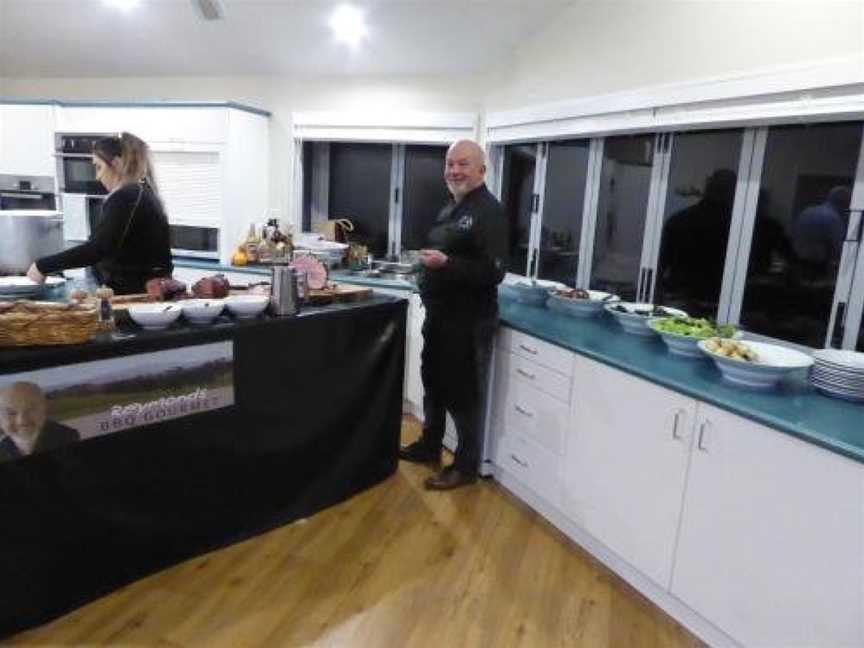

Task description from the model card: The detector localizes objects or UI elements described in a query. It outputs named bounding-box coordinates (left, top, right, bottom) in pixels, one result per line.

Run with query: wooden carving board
left=307, top=283, right=373, bottom=306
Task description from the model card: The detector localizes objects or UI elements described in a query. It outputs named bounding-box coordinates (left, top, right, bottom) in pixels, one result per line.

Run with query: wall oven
left=56, top=133, right=109, bottom=195
left=0, top=174, right=57, bottom=211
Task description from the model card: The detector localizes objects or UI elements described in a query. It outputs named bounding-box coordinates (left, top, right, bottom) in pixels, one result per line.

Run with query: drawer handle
left=697, top=420, right=710, bottom=452
left=514, top=404, right=534, bottom=418
left=518, top=344, right=538, bottom=355
left=516, top=368, right=536, bottom=380
left=672, top=409, right=685, bottom=440
left=509, top=453, right=529, bottom=468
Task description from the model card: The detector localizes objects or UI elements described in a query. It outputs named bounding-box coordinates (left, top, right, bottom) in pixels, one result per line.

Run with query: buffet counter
left=0, top=294, right=407, bottom=638
left=498, top=299, right=864, bottom=464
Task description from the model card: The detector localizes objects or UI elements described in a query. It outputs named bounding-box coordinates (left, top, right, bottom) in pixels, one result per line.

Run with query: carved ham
left=192, top=274, right=230, bottom=298
left=145, top=277, right=188, bottom=301
left=292, top=254, right=328, bottom=290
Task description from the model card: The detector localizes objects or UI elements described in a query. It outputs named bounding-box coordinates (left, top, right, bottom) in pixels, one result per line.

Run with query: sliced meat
left=292, top=254, right=328, bottom=290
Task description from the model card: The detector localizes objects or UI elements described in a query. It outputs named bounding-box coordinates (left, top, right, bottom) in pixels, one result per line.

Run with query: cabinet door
left=672, top=403, right=864, bottom=647
left=562, top=356, right=696, bottom=587
left=0, top=104, right=56, bottom=177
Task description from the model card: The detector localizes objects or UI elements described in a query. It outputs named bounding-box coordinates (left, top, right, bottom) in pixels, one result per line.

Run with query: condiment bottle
left=95, top=285, right=115, bottom=327
left=245, top=224, right=260, bottom=263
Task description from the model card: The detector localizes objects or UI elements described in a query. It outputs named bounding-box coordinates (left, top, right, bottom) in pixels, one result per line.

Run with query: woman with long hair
left=28, top=132, right=173, bottom=294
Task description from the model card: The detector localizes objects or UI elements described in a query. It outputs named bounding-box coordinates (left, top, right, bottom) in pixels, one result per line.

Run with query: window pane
left=328, top=143, right=392, bottom=258
left=538, top=139, right=590, bottom=285
left=740, top=123, right=861, bottom=347
left=401, top=145, right=449, bottom=251
left=501, top=144, right=537, bottom=276
left=590, top=134, right=654, bottom=300
left=301, top=141, right=313, bottom=232
left=655, top=130, right=742, bottom=318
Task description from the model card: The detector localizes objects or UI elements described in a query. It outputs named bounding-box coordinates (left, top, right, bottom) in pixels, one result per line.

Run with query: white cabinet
left=0, top=104, right=57, bottom=177
left=55, top=106, right=228, bottom=144
left=562, top=356, right=696, bottom=588
left=671, top=402, right=864, bottom=648
left=491, top=327, right=575, bottom=506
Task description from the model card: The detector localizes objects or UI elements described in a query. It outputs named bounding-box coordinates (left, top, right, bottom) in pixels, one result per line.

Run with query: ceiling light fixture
left=329, top=5, right=368, bottom=48
left=103, top=0, right=141, bottom=10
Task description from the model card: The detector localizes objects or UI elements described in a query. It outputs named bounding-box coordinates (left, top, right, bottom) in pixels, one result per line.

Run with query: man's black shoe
left=398, top=441, right=441, bottom=465
left=424, top=465, right=477, bottom=491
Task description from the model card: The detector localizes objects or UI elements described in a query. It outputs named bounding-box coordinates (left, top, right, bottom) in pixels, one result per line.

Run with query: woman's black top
left=37, top=181, right=173, bottom=295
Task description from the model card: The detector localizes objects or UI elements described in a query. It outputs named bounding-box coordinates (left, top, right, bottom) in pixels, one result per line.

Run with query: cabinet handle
left=697, top=420, right=710, bottom=452
left=509, top=453, right=529, bottom=468
left=516, top=368, right=536, bottom=380
left=672, top=409, right=685, bottom=440
left=514, top=404, right=534, bottom=418
left=518, top=344, right=538, bottom=355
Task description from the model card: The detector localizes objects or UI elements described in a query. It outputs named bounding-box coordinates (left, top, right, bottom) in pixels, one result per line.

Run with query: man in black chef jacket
left=399, top=139, right=508, bottom=490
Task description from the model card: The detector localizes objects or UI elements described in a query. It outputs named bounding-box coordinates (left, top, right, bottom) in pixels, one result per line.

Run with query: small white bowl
left=181, top=298, right=225, bottom=324
left=699, top=340, right=813, bottom=389
left=605, top=302, right=688, bottom=336
left=547, top=290, right=619, bottom=318
left=127, top=303, right=183, bottom=330
left=225, top=295, right=269, bottom=319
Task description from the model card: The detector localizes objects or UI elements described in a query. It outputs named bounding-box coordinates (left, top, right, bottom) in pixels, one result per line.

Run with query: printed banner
left=0, top=341, right=234, bottom=463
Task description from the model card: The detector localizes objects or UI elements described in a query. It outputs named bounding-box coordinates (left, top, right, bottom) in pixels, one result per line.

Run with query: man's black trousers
left=419, top=308, right=497, bottom=475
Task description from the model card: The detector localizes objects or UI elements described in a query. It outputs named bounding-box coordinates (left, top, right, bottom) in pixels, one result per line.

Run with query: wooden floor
left=10, top=416, right=704, bottom=647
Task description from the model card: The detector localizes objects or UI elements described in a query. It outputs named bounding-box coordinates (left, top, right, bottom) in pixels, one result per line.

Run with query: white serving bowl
left=180, top=298, right=225, bottom=324
left=647, top=318, right=739, bottom=358
left=547, top=290, right=619, bottom=318
left=699, top=340, right=813, bottom=389
left=127, top=303, right=183, bottom=330
left=605, top=302, right=688, bottom=336
left=225, top=294, right=269, bottom=319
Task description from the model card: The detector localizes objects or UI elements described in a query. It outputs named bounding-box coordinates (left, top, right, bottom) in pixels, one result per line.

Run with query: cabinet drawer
left=496, top=431, right=560, bottom=507
left=502, top=377, right=569, bottom=455
left=498, top=328, right=574, bottom=377
left=498, top=350, right=571, bottom=403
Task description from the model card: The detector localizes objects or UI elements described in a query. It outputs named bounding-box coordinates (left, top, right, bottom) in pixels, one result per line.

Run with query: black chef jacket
left=418, top=183, right=508, bottom=317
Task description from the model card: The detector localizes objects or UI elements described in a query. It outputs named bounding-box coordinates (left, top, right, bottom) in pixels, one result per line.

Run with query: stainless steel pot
left=0, top=210, right=65, bottom=274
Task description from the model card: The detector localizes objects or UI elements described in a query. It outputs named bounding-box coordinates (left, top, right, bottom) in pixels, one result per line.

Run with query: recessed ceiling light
left=329, top=5, right=368, bottom=48
left=103, top=0, right=141, bottom=10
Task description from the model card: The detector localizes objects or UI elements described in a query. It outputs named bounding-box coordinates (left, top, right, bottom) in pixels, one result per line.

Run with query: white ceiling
left=0, top=0, right=575, bottom=78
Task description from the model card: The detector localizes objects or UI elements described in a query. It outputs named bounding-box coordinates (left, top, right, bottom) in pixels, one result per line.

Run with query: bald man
left=400, top=139, right=508, bottom=490
left=0, top=382, right=79, bottom=462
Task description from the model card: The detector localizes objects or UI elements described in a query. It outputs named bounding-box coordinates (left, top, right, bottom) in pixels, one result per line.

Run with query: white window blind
left=151, top=151, right=222, bottom=227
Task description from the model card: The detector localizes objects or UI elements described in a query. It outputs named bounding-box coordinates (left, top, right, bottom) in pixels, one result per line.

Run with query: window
left=500, top=144, right=537, bottom=276
left=537, top=139, right=590, bottom=285
left=301, top=141, right=313, bottom=233
left=590, top=135, right=655, bottom=301
left=401, top=145, right=449, bottom=251
left=654, top=130, right=743, bottom=318
left=301, top=141, right=449, bottom=260
left=738, top=123, right=862, bottom=347
left=328, top=143, right=393, bottom=258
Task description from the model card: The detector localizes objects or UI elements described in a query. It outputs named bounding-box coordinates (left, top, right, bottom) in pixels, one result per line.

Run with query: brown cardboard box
left=316, top=219, right=354, bottom=242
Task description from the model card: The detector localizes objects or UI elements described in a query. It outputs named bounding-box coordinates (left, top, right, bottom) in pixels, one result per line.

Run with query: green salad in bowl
left=648, top=316, right=737, bottom=357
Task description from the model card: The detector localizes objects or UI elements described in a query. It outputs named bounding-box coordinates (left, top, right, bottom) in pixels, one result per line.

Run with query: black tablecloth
left=0, top=297, right=406, bottom=638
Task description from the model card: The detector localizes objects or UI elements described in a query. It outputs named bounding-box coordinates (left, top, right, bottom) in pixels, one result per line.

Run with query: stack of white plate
left=810, top=350, right=864, bottom=403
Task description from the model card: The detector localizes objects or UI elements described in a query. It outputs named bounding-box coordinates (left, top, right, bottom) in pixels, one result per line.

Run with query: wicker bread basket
left=0, top=301, right=104, bottom=346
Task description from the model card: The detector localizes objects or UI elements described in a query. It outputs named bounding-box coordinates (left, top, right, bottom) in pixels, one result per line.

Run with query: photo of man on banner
left=0, top=382, right=80, bottom=462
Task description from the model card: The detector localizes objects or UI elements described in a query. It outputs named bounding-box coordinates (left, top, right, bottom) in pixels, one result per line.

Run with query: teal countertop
left=173, top=258, right=416, bottom=291
left=499, top=299, right=864, bottom=465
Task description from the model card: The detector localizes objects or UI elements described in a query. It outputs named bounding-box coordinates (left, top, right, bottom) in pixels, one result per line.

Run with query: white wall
left=484, top=0, right=864, bottom=110
left=0, top=74, right=485, bottom=234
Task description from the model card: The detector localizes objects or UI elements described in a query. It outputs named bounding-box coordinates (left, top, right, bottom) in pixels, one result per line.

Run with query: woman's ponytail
left=117, top=132, right=159, bottom=194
